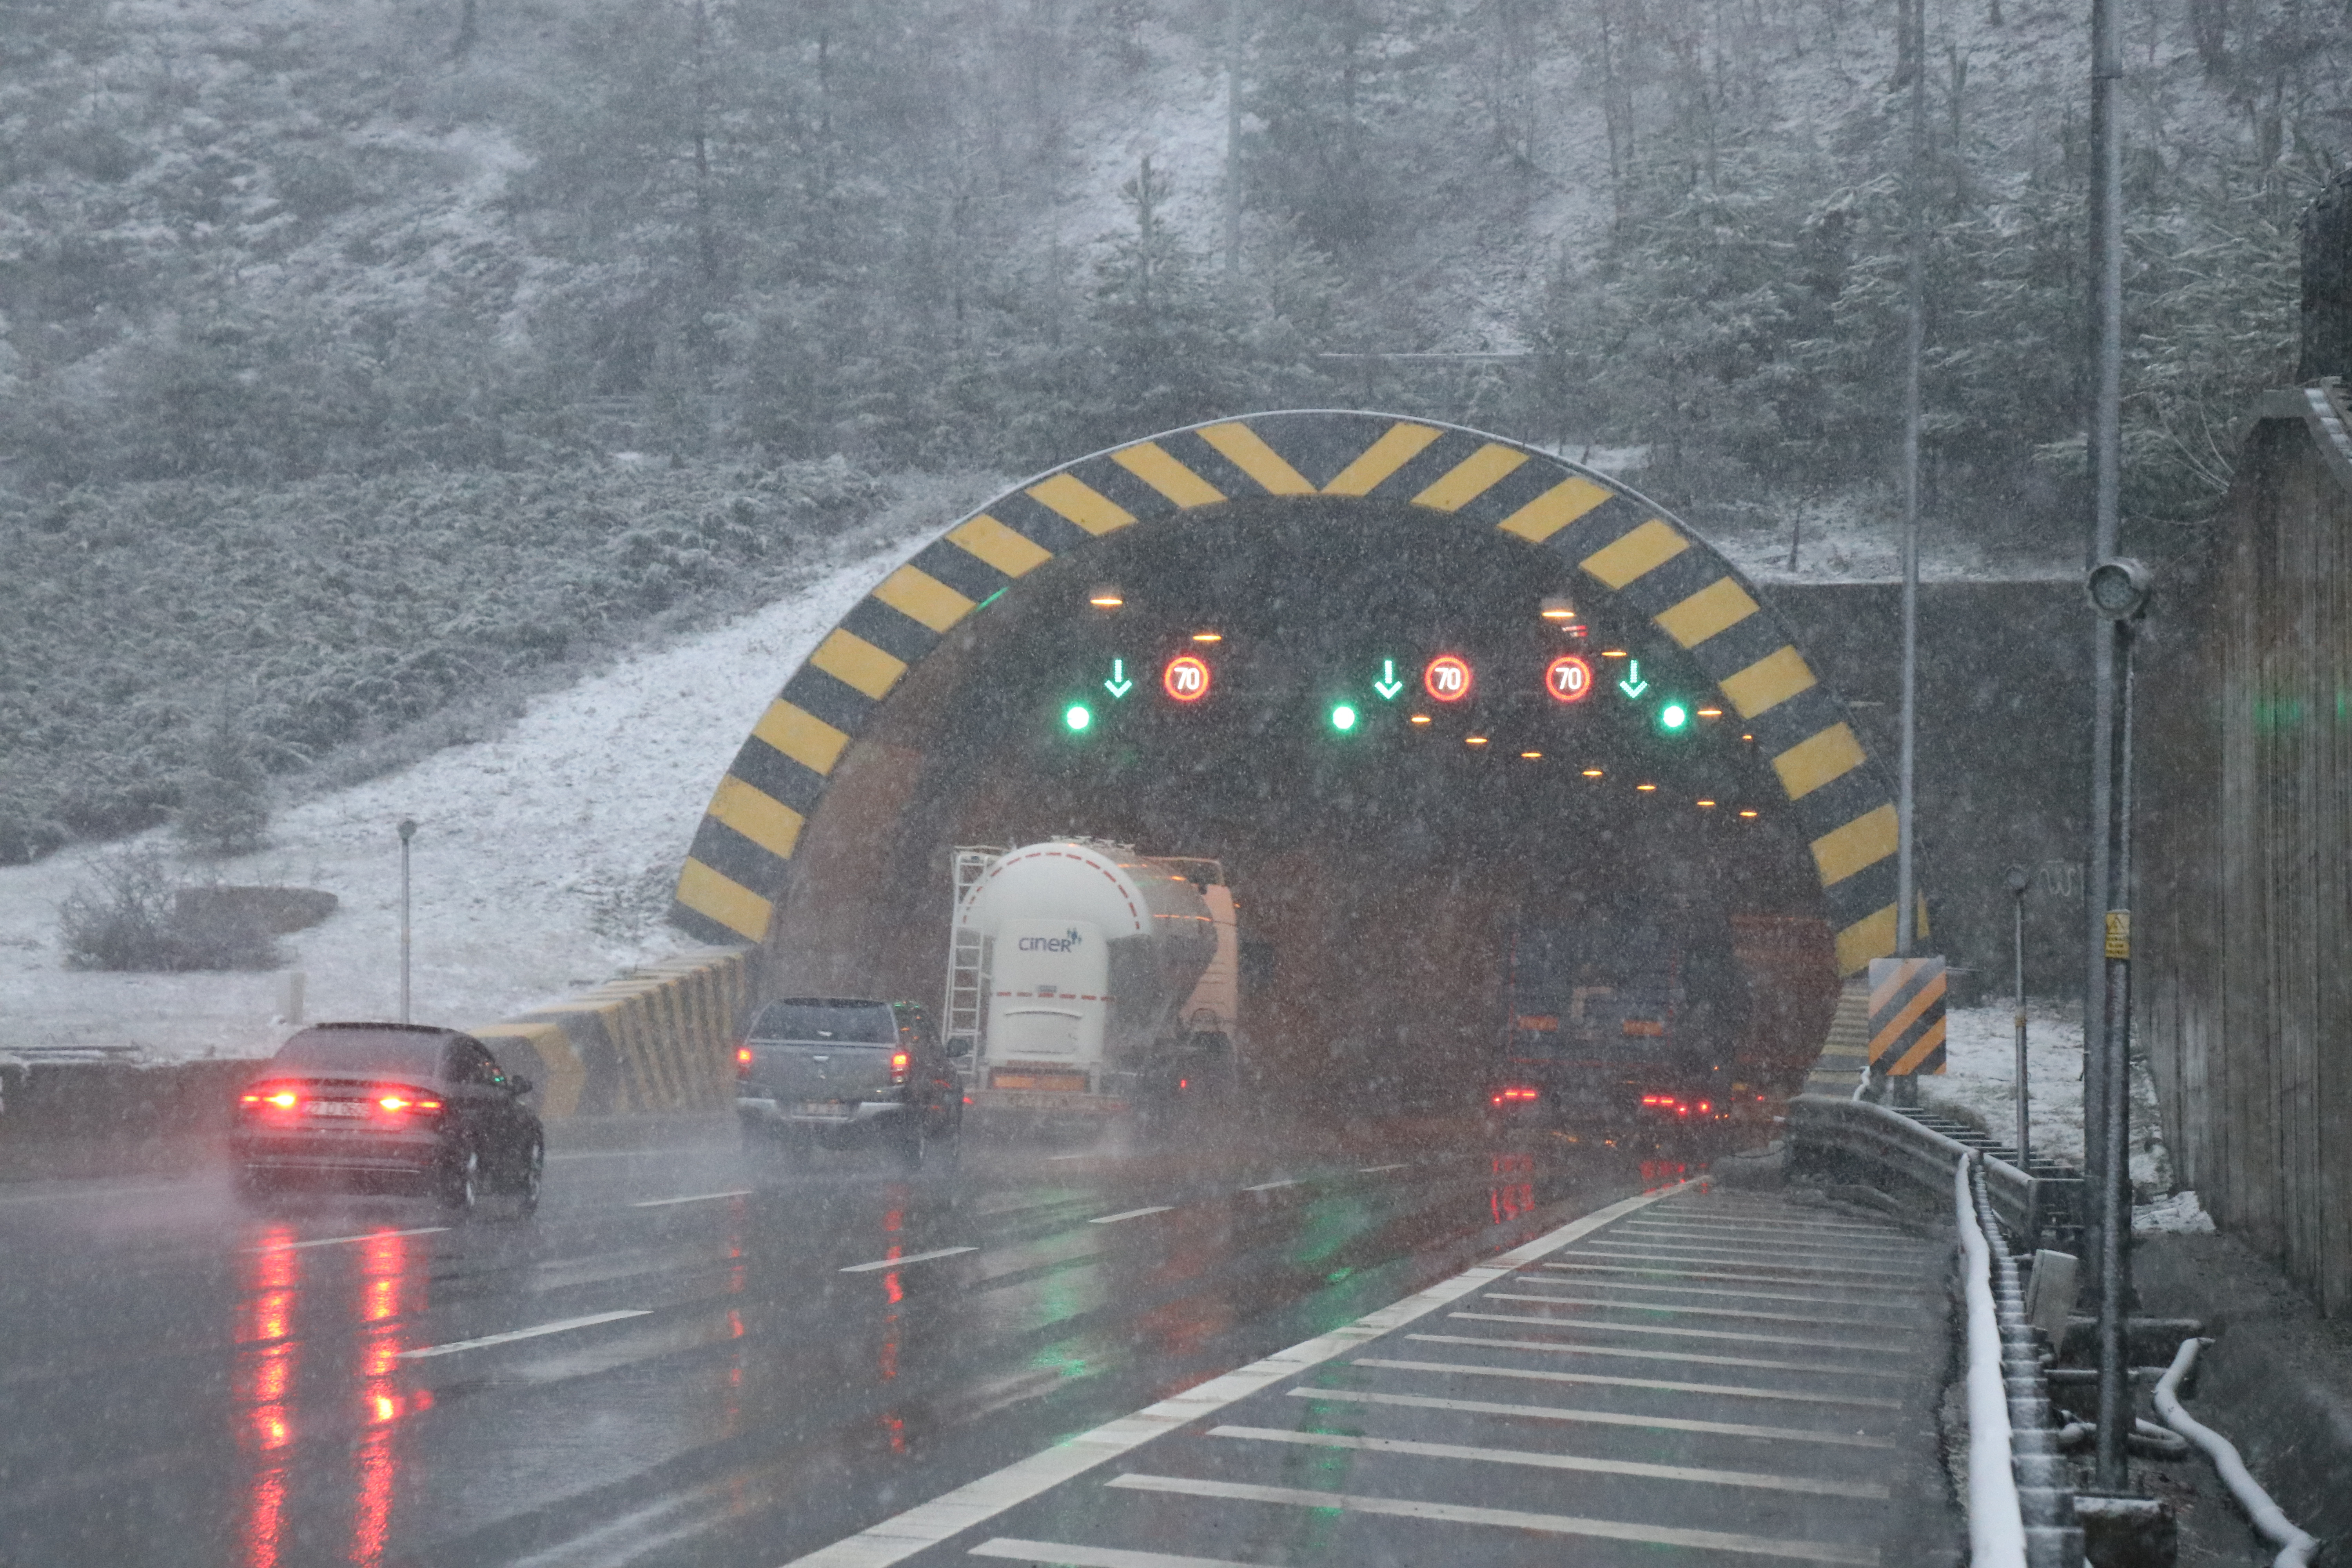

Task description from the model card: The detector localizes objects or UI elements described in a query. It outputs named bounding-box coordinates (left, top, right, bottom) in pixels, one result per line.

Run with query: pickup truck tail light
left=890, top=1051, right=909, bottom=1085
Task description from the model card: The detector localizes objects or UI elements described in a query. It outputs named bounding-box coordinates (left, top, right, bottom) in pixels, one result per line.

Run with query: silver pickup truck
left=735, top=996, right=961, bottom=1172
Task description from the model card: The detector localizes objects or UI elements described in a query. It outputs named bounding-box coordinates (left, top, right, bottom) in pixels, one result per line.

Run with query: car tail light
left=890, top=1051, right=909, bottom=1085
left=1698, top=1100, right=1712, bottom=1114
left=735, top=1045, right=754, bottom=1078
left=241, top=1084, right=302, bottom=1114
left=1489, top=1085, right=1539, bottom=1105
left=372, top=1087, right=442, bottom=1120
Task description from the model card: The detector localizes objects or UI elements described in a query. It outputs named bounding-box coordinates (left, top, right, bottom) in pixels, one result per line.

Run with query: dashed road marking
left=633, top=1190, right=754, bottom=1208
left=1241, top=1178, right=1301, bottom=1192
left=970, top=1542, right=1254, bottom=1568
left=1357, top=1163, right=1412, bottom=1174
left=1353, top=1355, right=1903, bottom=1409
left=1486, top=1290, right=1927, bottom=1332
left=1450, top=1309, right=1911, bottom=1354
left=1287, top=1385, right=1897, bottom=1447
left=839, top=1247, right=977, bottom=1273
left=398, top=1309, right=650, bottom=1360
left=1512, top=1272, right=1925, bottom=1310
left=1403, top=1331, right=1905, bottom=1379
left=1089, top=1206, right=1174, bottom=1225
left=1100, top=1473, right=1878, bottom=1564
left=1209, top=1424, right=1891, bottom=1498
left=249, top=1225, right=448, bottom=1252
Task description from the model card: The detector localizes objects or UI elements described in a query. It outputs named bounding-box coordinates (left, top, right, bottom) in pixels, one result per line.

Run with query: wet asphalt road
left=0, top=1120, right=1688, bottom=1568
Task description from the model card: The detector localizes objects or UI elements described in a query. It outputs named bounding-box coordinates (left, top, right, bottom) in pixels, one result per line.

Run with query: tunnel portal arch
left=668, top=411, right=1906, bottom=993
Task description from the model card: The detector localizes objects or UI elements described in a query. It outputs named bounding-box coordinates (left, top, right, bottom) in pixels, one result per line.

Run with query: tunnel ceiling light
left=1540, top=595, right=1579, bottom=622
left=1636, top=782, right=1657, bottom=792
left=1581, top=767, right=1603, bottom=777
left=1697, top=707, right=1724, bottom=718
left=1088, top=586, right=1124, bottom=609
left=1741, top=732, right=1755, bottom=742
left=1520, top=750, right=1543, bottom=760
left=1064, top=703, right=1093, bottom=732
left=1696, top=799, right=1717, bottom=808
left=1191, top=630, right=1223, bottom=643
left=1600, top=649, right=1629, bottom=659
left=1739, top=808, right=1760, bottom=818
left=1408, top=713, right=1432, bottom=726
left=1465, top=735, right=1489, bottom=747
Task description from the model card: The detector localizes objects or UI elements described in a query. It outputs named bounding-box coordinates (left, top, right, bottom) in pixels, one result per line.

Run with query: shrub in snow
left=58, top=849, right=282, bottom=972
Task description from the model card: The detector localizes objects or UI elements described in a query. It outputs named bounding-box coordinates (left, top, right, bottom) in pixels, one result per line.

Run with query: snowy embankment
left=1925, top=1002, right=2212, bottom=1233
left=0, top=493, right=973, bottom=1063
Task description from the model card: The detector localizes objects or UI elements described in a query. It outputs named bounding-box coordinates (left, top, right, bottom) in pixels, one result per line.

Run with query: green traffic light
left=1659, top=702, right=1689, bottom=731
left=1064, top=703, right=1092, bottom=733
left=1330, top=703, right=1358, bottom=733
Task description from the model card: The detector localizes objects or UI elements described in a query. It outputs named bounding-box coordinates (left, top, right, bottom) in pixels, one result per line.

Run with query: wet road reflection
left=0, top=1122, right=1723, bottom=1568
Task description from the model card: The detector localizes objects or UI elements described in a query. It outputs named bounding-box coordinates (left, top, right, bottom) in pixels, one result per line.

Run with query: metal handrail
left=1789, top=1093, right=2049, bottom=1235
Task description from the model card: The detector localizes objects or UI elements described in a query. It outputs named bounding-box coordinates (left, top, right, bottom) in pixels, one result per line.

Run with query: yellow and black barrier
left=1866, top=955, right=1947, bottom=1076
left=472, top=945, right=758, bottom=1120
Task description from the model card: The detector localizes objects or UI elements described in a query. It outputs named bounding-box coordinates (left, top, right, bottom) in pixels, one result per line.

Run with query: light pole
left=397, top=818, right=417, bottom=1025
left=2006, top=864, right=2031, bottom=1173
left=2085, top=556, right=2153, bottom=1492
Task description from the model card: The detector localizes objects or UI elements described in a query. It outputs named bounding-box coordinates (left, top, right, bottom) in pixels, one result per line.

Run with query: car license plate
left=797, top=1100, right=842, bottom=1115
left=307, top=1101, right=368, bottom=1118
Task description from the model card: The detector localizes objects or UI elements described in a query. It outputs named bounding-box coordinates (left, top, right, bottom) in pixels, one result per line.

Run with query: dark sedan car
left=230, top=1022, right=543, bottom=1216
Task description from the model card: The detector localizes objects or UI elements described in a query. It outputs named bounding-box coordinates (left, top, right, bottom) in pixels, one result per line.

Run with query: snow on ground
left=1925, top=1000, right=2198, bottom=1228
left=0, top=501, right=965, bottom=1064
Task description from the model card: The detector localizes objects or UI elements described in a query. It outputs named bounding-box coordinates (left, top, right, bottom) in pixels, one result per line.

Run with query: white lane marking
left=1353, top=1355, right=1902, bottom=1409
left=1088, top=1206, right=1174, bottom=1226
left=1486, top=1290, right=1927, bottom=1332
left=970, top=1541, right=1258, bottom=1568
left=1241, top=1178, right=1301, bottom=1192
left=1102, top=1473, right=1878, bottom=1564
left=0, top=1181, right=183, bottom=1207
left=1568, top=1240, right=1926, bottom=1278
left=1045, top=1152, right=1097, bottom=1161
left=548, top=1149, right=664, bottom=1161
left=1210, top=1424, right=1891, bottom=1499
left=398, top=1309, right=650, bottom=1359
left=1405, top=1332, right=1904, bottom=1379
left=632, top=1190, right=755, bottom=1208
left=1288, top=1385, right=1897, bottom=1448
left=777, top=1181, right=1696, bottom=1566
left=1622, top=1220, right=1926, bottom=1251
left=1451, top=1310, right=1910, bottom=1354
left=1541, top=1261, right=1935, bottom=1297
left=1512, top=1272, right=1924, bottom=1310
left=1356, top=1163, right=1412, bottom=1174
left=838, top=1246, right=977, bottom=1273
left=1624, top=1212, right=1912, bottom=1238
left=250, top=1225, right=448, bottom=1252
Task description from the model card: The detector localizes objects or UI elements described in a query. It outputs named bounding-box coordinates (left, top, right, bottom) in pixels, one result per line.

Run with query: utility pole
left=2085, top=558, right=2153, bottom=1492
left=2080, top=0, right=2127, bottom=1300
left=397, top=818, right=417, bottom=1025
left=1895, top=0, right=1929, bottom=961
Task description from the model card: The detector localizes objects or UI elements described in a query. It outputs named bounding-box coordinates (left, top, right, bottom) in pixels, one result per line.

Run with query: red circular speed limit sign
left=1544, top=653, right=1595, bottom=704
left=1162, top=653, right=1212, bottom=702
left=1422, top=654, right=1474, bottom=702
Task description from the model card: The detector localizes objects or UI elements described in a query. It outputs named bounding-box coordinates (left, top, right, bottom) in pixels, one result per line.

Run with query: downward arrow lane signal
left=1103, top=659, right=1134, bottom=698
left=1617, top=659, right=1650, bottom=699
left=1371, top=659, right=1405, bottom=700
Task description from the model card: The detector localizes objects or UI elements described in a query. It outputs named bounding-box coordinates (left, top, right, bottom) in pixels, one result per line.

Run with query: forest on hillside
left=1, top=0, right=2346, bottom=857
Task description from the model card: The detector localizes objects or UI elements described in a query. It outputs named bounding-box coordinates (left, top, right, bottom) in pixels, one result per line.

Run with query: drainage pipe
left=2152, top=1338, right=2319, bottom=1568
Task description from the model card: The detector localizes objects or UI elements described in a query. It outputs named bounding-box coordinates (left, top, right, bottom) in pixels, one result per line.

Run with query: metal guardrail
left=1787, top=1093, right=2072, bottom=1240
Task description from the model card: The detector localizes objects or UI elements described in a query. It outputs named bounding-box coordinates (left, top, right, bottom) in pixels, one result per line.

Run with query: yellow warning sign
left=2104, top=910, right=2131, bottom=960
left=1867, top=956, right=1947, bottom=1076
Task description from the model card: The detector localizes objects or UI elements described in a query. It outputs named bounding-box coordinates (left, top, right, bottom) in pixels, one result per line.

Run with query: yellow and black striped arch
left=670, top=410, right=1907, bottom=977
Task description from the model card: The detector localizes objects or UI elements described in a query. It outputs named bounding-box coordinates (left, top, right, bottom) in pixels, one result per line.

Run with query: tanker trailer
left=946, top=840, right=1240, bottom=1127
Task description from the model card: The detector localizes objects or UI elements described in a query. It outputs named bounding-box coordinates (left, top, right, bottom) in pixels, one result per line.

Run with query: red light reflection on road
left=1488, top=1154, right=1535, bottom=1224
left=1641, top=1160, right=1691, bottom=1189
left=236, top=1225, right=303, bottom=1568
left=350, top=1229, right=423, bottom=1568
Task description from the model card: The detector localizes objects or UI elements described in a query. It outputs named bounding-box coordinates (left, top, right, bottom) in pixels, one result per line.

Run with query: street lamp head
left=397, top=818, right=418, bottom=844
left=2006, top=864, right=2032, bottom=896
left=2085, top=557, right=2154, bottom=621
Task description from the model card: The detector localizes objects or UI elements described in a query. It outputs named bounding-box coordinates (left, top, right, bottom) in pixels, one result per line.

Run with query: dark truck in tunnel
left=1484, top=921, right=1744, bottom=1136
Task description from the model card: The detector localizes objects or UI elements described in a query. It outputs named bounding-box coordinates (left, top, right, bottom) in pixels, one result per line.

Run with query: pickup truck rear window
left=747, top=1000, right=898, bottom=1044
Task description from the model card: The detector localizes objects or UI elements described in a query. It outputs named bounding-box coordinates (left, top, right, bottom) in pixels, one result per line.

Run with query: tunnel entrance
left=671, top=413, right=1904, bottom=1102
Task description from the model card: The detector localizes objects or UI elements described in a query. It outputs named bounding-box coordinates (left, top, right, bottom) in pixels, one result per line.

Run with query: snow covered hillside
left=0, top=509, right=954, bottom=1063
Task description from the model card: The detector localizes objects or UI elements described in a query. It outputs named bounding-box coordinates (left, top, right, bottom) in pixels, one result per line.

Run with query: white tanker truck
left=942, top=840, right=1241, bottom=1124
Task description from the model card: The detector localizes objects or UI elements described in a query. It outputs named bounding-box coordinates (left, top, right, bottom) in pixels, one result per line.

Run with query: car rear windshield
left=272, top=1030, right=445, bottom=1079
left=747, top=1000, right=898, bottom=1044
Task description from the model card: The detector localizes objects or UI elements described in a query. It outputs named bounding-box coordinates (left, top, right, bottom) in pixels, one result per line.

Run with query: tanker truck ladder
left=943, top=846, right=1005, bottom=1060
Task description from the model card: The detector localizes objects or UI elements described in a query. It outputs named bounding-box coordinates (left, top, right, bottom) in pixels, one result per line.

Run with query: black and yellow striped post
left=1866, top=955, right=1947, bottom=1085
